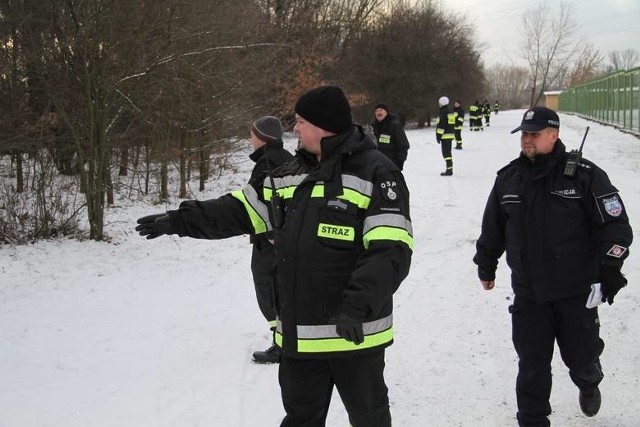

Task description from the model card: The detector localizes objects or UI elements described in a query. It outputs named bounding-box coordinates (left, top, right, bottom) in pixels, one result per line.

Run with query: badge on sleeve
left=606, top=244, right=627, bottom=259
left=602, top=195, right=623, bottom=217
left=379, top=179, right=399, bottom=202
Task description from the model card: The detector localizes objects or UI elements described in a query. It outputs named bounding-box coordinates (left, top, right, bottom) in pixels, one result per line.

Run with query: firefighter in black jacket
left=246, top=116, right=294, bottom=363
left=453, top=99, right=465, bottom=150
left=436, top=96, right=456, bottom=176
left=473, top=107, right=633, bottom=427
left=483, top=99, right=491, bottom=127
left=371, top=103, right=410, bottom=170
left=136, top=86, right=413, bottom=427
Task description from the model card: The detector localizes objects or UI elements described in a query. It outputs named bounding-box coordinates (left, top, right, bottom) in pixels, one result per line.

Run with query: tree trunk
left=179, top=130, right=187, bottom=198
left=160, top=155, right=169, bottom=200
left=118, top=147, right=129, bottom=176
left=15, top=153, right=24, bottom=193
left=199, top=146, right=209, bottom=192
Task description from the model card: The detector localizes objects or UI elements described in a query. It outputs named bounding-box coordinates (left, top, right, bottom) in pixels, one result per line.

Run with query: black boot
left=454, top=145, right=462, bottom=150
left=579, top=387, right=601, bottom=417
left=252, top=344, right=281, bottom=364
left=440, top=170, right=453, bottom=176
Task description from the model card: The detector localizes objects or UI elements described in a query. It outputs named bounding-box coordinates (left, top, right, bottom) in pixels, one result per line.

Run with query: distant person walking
left=453, top=99, right=465, bottom=150
left=435, top=96, right=456, bottom=176
left=371, top=103, right=410, bottom=170
left=483, top=99, right=491, bottom=127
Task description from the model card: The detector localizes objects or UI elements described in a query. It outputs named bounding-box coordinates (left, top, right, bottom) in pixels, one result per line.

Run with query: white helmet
left=438, top=96, right=449, bottom=107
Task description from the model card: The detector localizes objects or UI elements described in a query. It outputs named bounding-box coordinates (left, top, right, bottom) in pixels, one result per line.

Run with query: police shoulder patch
left=601, top=194, right=623, bottom=217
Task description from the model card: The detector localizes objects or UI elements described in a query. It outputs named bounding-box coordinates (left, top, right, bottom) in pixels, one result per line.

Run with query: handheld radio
left=268, top=173, right=284, bottom=229
left=563, top=126, right=589, bottom=178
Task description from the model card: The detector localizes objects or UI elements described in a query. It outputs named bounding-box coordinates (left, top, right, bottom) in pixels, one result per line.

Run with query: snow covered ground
left=1, top=109, right=639, bottom=426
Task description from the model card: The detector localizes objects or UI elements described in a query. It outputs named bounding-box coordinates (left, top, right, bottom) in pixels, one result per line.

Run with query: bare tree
left=565, top=42, right=604, bottom=87
left=519, top=1, right=579, bottom=106
left=485, top=64, right=530, bottom=109
left=608, top=49, right=640, bottom=71
left=344, top=0, right=484, bottom=125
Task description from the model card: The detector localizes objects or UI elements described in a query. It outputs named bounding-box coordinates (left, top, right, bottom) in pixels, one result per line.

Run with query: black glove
left=336, top=312, right=364, bottom=345
left=599, top=267, right=627, bottom=305
left=135, top=213, right=175, bottom=239
left=477, top=267, right=496, bottom=281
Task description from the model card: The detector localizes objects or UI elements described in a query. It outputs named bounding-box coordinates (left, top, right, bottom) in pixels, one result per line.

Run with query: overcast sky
left=443, top=0, right=640, bottom=67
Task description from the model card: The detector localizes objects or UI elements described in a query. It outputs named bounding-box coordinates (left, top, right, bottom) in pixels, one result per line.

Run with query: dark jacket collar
left=249, top=140, right=285, bottom=163
left=296, top=125, right=376, bottom=169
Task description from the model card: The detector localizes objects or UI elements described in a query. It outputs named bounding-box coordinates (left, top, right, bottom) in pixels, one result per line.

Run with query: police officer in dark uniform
left=436, top=96, right=456, bottom=176
left=136, top=86, right=413, bottom=427
left=371, top=103, right=410, bottom=170
left=473, top=107, right=633, bottom=427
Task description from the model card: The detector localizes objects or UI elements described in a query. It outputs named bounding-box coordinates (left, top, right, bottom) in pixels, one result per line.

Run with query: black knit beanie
left=374, top=103, right=389, bottom=112
left=294, top=85, right=353, bottom=134
left=252, top=116, right=283, bottom=144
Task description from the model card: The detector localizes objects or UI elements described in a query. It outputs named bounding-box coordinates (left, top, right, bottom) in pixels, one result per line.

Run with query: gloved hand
left=599, top=267, right=627, bottom=305
left=336, top=312, right=364, bottom=345
left=135, top=213, right=175, bottom=239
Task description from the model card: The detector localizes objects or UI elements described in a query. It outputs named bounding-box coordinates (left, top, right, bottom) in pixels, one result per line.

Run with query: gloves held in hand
left=599, top=267, right=627, bottom=305
left=336, top=312, right=364, bottom=345
left=135, top=213, right=174, bottom=239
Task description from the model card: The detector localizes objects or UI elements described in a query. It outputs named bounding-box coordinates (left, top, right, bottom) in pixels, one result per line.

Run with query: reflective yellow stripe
left=231, top=190, right=268, bottom=234
left=274, top=328, right=393, bottom=353
left=363, top=226, right=414, bottom=251
left=311, top=184, right=372, bottom=209
left=378, top=134, right=391, bottom=144
left=340, top=188, right=370, bottom=209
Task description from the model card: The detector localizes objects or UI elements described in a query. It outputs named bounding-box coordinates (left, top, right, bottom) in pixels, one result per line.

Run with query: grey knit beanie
left=252, top=116, right=284, bottom=143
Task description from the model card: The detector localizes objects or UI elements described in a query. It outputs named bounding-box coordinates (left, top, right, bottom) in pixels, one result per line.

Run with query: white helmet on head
left=438, top=96, right=449, bottom=107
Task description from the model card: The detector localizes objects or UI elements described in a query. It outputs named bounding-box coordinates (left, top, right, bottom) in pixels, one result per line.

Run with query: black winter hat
left=374, top=103, right=389, bottom=112
left=510, top=107, right=560, bottom=134
left=252, top=116, right=283, bottom=143
left=294, top=85, right=353, bottom=133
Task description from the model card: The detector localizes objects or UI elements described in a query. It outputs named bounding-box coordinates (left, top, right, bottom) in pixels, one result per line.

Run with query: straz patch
left=606, top=244, right=627, bottom=259
left=317, top=223, right=354, bottom=241
left=602, top=195, right=623, bottom=217
left=379, top=179, right=399, bottom=202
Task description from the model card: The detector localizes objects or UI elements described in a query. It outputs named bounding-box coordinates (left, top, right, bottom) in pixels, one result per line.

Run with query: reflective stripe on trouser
left=441, top=140, right=453, bottom=170
left=275, top=314, right=393, bottom=353
left=455, top=129, right=462, bottom=146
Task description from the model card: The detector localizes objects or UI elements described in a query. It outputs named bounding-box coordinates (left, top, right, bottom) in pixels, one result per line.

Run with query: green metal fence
left=559, top=66, right=640, bottom=134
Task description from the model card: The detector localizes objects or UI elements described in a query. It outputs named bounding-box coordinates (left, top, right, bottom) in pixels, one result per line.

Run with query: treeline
left=0, top=0, right=484, bottom=242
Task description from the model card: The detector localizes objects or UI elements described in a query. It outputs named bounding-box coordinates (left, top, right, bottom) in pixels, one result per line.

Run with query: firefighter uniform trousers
left=510, top=295, right=604, bottom=426
left=279, top=349, right=390, bottom=427
left=250, top=239, right=277, bottom=327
